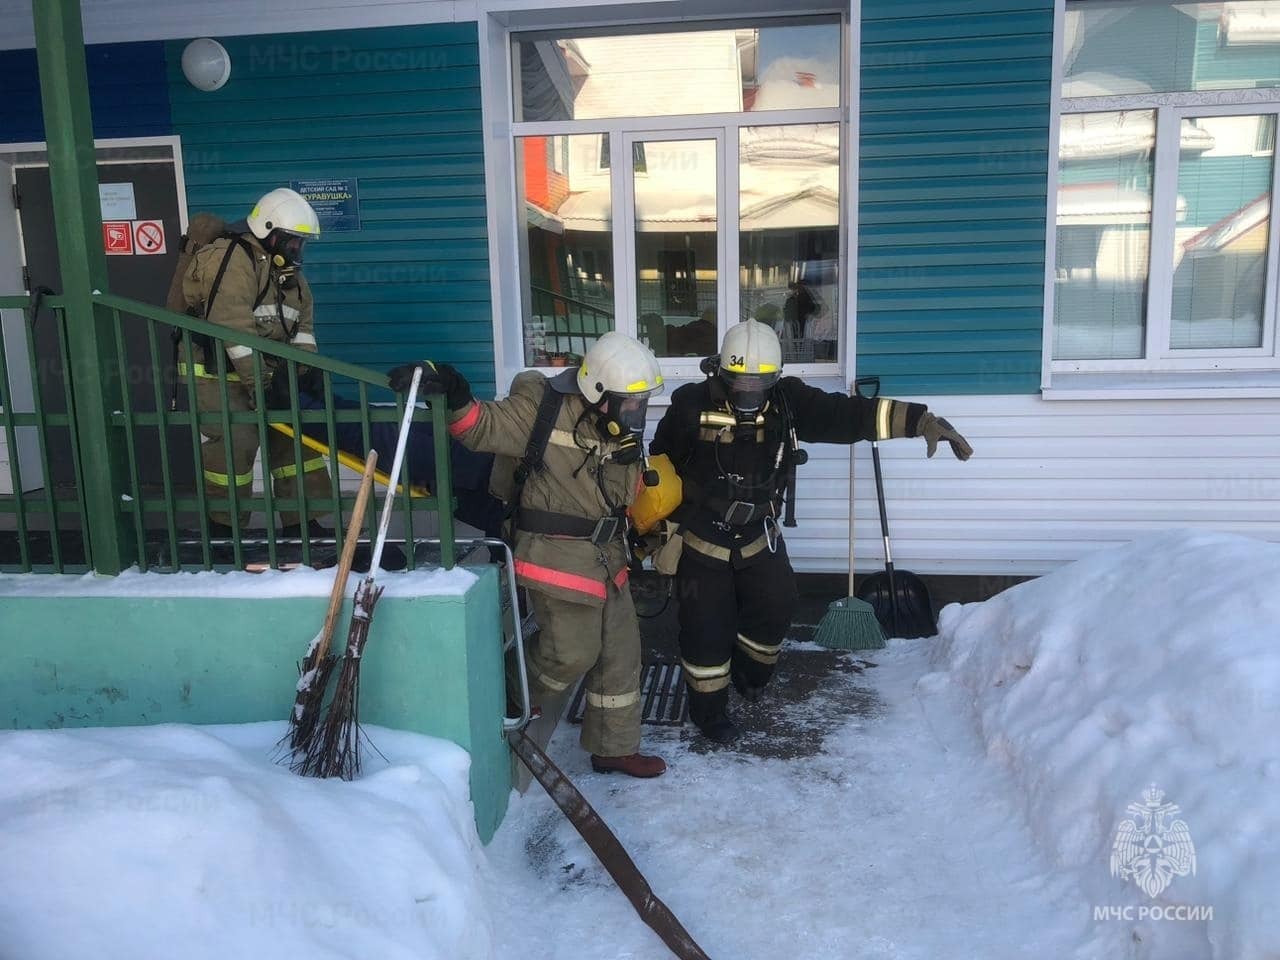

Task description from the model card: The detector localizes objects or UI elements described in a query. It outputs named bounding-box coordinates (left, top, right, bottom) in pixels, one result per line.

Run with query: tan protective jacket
left=449, top=371, right=640, bottom=607
left=181, top=233, right=316, bottom=397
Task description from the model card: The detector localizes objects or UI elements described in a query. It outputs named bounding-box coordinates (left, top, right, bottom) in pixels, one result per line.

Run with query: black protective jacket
left=650, top=376, right=925, bottom=566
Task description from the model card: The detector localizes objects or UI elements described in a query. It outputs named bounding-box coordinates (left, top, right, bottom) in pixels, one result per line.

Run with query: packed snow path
left=487, top=639, right=1127, bottom=960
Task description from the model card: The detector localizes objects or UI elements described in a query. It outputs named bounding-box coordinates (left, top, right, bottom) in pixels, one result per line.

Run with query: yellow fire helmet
left=630, top=453, right=683, bottom=535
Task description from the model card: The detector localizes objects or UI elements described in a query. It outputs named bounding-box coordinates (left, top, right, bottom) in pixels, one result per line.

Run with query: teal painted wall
left=859, top=0, right=1053, bottom=395
left=0, top=567, right=510, bottom=842
left=164, top=25, right=496, bottom=398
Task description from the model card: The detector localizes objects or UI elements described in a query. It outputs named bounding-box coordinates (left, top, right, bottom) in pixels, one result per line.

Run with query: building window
left=1051, top=0, right=1280, bottom=375
left=509, top=17, right=844, bottom=371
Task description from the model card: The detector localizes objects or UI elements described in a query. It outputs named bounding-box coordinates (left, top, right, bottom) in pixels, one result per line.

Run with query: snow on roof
left=1059, top=110, right=1215, bottom=160
left=570, top=32, right=743, bottom=119
left=1221, top=1, right=1280, bottom=45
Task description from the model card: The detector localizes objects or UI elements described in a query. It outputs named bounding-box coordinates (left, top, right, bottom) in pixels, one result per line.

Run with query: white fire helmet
left=577, top=332, right=664, bottom=436
left=718, top=320, right=782, bottom=412
left=247, top=188, right=321, bottom=268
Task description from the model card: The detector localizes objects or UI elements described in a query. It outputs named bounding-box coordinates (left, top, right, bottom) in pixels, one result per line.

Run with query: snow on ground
left=485, top=640, right=1120, bottom=960
left=0, top=723, right=494, bottom=960
left=932, top=530, right=1280, bottom=959
left=3, top=530, right=1276, bottom=959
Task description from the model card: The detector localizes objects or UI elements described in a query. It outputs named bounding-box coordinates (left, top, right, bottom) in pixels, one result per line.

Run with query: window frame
left=503, top=16, right=849, bottom=381
left=1043, top=0, right=1280, bottom=392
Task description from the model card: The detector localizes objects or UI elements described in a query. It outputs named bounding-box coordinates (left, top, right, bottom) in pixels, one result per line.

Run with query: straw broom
left=285, top=450, right=378, bottom=754
left=297, top=367, right=423, bottom=780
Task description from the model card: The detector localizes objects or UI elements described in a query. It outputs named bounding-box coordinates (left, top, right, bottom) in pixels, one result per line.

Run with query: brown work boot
left=590, top=752, right=667, bottom=778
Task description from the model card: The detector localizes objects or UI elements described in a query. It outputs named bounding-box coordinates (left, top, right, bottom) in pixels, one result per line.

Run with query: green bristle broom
left=813, top=444, right=885, bottom=650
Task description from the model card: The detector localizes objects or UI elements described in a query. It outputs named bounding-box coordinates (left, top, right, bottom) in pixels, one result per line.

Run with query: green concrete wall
left=0, top=566, right=510, bottom=841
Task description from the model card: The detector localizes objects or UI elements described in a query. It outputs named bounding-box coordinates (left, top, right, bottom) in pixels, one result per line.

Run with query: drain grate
left=569, top=661, right=689, bottom=727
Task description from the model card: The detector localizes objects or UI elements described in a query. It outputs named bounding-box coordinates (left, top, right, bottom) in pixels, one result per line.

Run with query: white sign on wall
left=98, top=182, right=137, bottom=221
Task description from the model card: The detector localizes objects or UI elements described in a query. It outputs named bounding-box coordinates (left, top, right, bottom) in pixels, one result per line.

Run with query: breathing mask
left=720, top=369, right=780, bottom=415
left=597, top=393, right=650, bottom=445
left=267, top=230, right=307, bottom=282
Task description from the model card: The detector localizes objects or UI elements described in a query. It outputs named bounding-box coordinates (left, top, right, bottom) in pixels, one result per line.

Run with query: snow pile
left=931, top=530, right=1280, bottom=958
left=0, top=723, right=494, bottom=960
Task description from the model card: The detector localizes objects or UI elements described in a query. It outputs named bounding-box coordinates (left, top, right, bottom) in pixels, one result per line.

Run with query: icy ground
left=487, top=639, right=1122, bottom=960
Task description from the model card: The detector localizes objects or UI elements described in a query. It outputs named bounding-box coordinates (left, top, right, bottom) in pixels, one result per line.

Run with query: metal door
left=14, top=161, right=192, bottom=486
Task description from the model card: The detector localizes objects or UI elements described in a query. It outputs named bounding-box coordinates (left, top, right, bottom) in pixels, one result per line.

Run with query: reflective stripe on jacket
left=450, top=371, right=640, bottom=607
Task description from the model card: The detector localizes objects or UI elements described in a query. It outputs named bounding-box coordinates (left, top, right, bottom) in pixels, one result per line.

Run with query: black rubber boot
left=731, top=666, right=767, bottom=704
left=278, top=519, right=335, bottom=540
left=692, top=710, right=740, bottom=744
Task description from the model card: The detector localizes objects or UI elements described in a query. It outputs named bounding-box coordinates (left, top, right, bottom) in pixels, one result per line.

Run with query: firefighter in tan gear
left=389, top=334, right=668, bottom=778
left=181, top=188, right=330, bottom=536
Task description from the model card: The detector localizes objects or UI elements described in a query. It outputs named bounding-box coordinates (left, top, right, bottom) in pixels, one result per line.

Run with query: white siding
left=651, top=392, right=1280, bottom=577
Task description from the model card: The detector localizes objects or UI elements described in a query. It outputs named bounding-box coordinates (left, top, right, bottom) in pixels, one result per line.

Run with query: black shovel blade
left=855, top=570, right=937, bottom=639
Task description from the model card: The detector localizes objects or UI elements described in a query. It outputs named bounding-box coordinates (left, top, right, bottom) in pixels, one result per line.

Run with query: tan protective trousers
left=526, top=585, right=642, bottom=757
left=194, top=377, right=330, bottom=527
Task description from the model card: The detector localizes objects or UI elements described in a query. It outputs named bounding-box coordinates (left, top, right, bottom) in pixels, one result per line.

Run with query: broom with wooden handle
left=286, top=450, right=379, bottom=755
left=299, top=367, right=423, bottom=780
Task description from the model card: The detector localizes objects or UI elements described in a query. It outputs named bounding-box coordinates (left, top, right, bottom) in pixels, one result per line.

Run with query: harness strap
left=518, top=508, right=624, bottom=545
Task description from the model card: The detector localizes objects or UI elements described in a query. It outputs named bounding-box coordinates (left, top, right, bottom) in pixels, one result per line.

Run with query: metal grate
left=569, top=660, right=689, bottom=727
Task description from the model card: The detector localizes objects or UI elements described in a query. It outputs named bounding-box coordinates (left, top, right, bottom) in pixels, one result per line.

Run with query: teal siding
left=165, top=25, right=494, bottom=397
left=859, top=0, right=1053, bottom=395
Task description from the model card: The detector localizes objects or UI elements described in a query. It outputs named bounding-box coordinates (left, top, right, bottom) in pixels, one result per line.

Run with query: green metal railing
left=529, top=285, right=614, bottom=362
left=0, top=294, right=90, bottom=572
left=0, top=291, right=456, bottom=574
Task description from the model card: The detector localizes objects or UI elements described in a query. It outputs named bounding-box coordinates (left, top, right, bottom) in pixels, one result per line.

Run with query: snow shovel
left=853, top=377, right=937, bottom=639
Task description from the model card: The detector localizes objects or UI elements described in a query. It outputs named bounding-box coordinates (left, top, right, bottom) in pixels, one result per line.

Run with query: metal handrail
left=0, top=291, right=457, bottom=573
left=426, top=536, right=533, bottom=734
left=528, top=285, right=615, bottom=319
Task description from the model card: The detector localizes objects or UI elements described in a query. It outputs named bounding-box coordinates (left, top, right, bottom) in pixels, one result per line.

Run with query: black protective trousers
left=675, top=538, right=800, bottom=723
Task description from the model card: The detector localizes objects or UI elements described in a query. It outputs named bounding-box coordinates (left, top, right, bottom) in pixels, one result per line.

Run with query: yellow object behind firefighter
left=268, top=423, right=430, bottom=497
left=630, top=454, right=682, bottom=535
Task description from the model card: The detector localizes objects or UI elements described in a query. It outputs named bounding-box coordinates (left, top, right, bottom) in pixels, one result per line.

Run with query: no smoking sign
left=132, top=220, right=166, bottom=255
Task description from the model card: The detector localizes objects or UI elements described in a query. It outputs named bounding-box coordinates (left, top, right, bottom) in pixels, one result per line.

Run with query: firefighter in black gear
left=650, top=320, right=973, bottom=743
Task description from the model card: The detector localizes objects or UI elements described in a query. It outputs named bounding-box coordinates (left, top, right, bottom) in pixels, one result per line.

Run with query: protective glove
left=917, top=411, right=973, bottom=461
left=387, top=360, right=473, bottom=411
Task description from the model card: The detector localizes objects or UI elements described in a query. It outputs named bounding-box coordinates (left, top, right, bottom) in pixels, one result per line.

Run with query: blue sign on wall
left=289, top=177, right=361, bottom=232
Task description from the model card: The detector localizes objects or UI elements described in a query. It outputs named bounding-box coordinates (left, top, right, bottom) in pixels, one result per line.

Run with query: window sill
left=1043, top=369, right=1280, bottom=400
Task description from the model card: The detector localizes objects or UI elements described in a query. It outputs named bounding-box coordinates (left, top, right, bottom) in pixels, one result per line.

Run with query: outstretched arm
left=783, top=378, right=972, bottom=459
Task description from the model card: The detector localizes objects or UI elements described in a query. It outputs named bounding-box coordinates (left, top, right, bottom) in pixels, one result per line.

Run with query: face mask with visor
left=267, top=230, right=308, bottom=271
left=720, top=369, right=780, bottom=414
left=598, top=392, right=651, bottom=439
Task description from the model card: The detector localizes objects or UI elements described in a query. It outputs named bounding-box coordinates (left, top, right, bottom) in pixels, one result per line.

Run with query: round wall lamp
left=181, top=38, right=231, bottom=92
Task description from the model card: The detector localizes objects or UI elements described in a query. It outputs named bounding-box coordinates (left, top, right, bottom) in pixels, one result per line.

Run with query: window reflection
left=1053, top=111, right=1155, bottom=360
left=739, top=123, right=840, bottom=362
left=1063, top=1, right=1280, bottom=97
left=1171, top=115, right=1272, bottom=349
left=515, top=21, right=840, bottom=122
left=633, top=140, right=720, bottom=358
left=517, top=135, right=615, bottom=366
